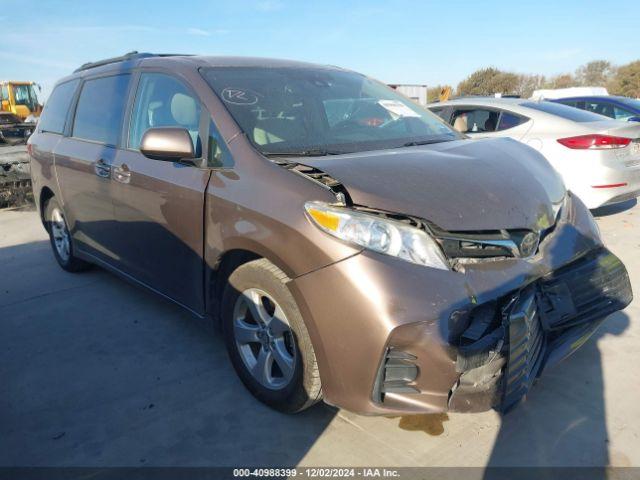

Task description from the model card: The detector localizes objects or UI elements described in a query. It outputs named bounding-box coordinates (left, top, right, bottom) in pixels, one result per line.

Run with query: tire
left=44, top=198, right=91, bottom=273
left=221, top=258, right=322, bottom=413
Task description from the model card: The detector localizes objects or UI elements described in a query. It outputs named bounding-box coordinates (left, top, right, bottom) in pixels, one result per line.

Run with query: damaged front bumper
left=290, top=194, right=633, bottom=415
left=448, top=249, right=632, bottom=412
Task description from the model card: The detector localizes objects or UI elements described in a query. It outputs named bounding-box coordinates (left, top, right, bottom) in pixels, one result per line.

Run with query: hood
left=300, top=137, right=566, bottom=232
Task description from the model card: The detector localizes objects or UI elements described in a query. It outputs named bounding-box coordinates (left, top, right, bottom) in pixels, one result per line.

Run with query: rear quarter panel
left=28, top=132, right=63, bottom=221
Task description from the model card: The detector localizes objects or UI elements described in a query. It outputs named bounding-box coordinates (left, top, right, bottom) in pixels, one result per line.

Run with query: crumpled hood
left=300, top=137, right=566, bottom=231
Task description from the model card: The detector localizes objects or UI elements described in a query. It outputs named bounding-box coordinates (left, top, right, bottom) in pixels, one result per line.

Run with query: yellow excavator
left=439, top=86, right=452, bottom=102
left=0, top=81, right=43, bottom=121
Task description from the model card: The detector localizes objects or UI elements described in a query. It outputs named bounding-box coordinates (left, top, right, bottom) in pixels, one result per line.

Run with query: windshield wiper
left=402, top=138, right=450, bottom=147
left=263, top=149, right=344, bottom=158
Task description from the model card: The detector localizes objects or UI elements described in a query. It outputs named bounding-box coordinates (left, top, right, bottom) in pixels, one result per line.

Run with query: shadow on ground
left=591, top=198, right=637, bottom=217
left=0, top=239, right=337, bottom=467
left=485, top=311, right=629, bottom=476
left=1, top=211, right=634, bottom=470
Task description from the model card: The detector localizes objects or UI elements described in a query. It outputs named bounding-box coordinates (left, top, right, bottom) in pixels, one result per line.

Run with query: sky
left=1, top=0, right=638, bottom=99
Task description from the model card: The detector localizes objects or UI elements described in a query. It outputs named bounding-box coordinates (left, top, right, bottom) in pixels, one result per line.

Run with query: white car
left=428, top=98, right=640, bottom=209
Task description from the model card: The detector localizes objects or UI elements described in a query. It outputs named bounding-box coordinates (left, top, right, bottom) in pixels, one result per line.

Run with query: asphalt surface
left=1, top=200, right=639, bottom=468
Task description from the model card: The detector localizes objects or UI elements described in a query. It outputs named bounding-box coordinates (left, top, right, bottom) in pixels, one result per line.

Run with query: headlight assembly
left=304, top=201, right=449, bottom=270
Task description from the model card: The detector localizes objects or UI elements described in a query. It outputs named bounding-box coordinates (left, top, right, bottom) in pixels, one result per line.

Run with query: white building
left=389, top=84, right=428, bottom=106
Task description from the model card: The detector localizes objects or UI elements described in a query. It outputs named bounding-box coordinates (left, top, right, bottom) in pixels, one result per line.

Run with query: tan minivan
left=29, top=52, right=632, bottom=415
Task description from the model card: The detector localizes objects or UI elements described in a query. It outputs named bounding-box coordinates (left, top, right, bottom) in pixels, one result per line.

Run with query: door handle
left=112, top=163, right=131, bottom=184
left=93, top=159, right=111, bottom=178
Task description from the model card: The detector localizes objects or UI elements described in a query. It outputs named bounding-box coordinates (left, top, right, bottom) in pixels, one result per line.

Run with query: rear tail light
left=557, top=134, right=631, bottom=150
left=591, top=183, right=627, bottom=189
left=27, top=143, right=33, bottom=156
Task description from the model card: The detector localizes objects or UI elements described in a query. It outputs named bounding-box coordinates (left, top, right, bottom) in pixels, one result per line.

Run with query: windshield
left=616, top=97, right=640, bottom=112
left=12, top=84, right=39, bottom=111
left=203, top=67, right=460, bottom=155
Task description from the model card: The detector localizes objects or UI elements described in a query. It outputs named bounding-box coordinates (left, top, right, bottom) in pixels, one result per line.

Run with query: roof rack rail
left=74, top=51, right=157, bottom=73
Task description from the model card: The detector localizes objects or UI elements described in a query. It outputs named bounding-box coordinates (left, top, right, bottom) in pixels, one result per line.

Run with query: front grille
left=502, top=290, right=545, bottom=411
left=538, top=249, right=633, bottom=330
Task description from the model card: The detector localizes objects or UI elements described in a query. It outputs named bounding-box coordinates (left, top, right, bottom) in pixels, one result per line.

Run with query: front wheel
left=221, top=259, right=322, bottom=413
left=44, top=198, right=91, bottom=273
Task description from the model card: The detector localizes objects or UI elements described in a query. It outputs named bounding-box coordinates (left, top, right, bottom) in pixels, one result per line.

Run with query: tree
left=545, top=74, right=577, bottom=89
left=608, top=61, right=640, bottom=98
left=457, top=67, right=520, bottom=96
left=575, top=60, right=615, bottom=86
left=514, top=74, right=546, bottom=98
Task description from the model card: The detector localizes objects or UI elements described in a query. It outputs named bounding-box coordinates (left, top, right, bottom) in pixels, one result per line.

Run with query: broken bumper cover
left=448, top=248, right=632, bottom=412
left=290, top=195, right=633, bottom=415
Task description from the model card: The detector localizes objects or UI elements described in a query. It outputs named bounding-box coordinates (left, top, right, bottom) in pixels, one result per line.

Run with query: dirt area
left=0, top=145, right=32, bottom=209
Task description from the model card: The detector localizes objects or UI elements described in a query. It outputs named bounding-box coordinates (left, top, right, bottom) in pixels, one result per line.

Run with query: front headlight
left=304, top=201, right=449, bottom=270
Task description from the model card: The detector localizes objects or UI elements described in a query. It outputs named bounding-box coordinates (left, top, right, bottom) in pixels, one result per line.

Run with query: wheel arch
left=39, top=186, right=55, bottom=226
left=208, top=248, right=271, bottom=323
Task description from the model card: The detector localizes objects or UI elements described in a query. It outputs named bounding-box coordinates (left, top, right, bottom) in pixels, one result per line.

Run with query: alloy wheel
left=50, top=207, right=71, bottom=263
left=232, top=288, right=297, bottom=390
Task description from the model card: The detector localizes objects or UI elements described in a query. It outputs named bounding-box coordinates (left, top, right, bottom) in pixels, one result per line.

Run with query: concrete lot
left=1, top=200, right=639, bottom=468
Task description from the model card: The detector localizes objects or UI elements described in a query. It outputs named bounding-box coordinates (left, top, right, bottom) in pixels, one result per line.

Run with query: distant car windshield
left=521, top=101, right=608, bottom=123
left=203, top=67, right=460, bottom=155
left=616, top=97, right=640, bottom=111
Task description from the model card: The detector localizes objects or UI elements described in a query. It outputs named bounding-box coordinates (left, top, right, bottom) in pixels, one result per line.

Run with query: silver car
left=429, top=98, right=640, bottom=209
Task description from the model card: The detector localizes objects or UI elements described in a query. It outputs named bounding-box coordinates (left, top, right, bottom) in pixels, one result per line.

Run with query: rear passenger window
left=39, top=80, right=79, bottom=135
left=451, top=109, right=499, bottom=133
left=72, top=74, right=131, bottom=145
left=584, top=101, right=614, bottom=119
left=497, top=112, right=526, bottom=131
left=129, top=73, right=201, bottom=154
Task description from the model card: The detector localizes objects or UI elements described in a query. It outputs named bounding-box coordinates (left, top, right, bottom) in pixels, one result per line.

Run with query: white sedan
left=428, top=98, right=640, bottom=209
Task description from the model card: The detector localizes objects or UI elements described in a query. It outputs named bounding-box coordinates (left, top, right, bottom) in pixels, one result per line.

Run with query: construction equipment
left=439, top=86, right=452, bottom=102
left=0, top=112, right=34, bottom=145
left=0, top=81, right=43, bottom=121
left=0, top=82, right=38, bottom=207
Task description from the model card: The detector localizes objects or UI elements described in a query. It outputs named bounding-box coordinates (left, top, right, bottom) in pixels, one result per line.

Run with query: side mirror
left=627, top=116, right=640, bottom=123
left=140, top=127, right=195, bottom=162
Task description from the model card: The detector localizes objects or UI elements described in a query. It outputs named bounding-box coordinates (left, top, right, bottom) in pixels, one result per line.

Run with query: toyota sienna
left=28, top=52, right=633, bottom=414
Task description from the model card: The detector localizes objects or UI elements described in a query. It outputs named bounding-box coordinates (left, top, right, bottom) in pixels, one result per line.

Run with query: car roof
left=184, top=55, right=341, bottom=69
left=427, top=97, right=611, bottom=124
left=429, top=97, right=529, bottom=109
left=56, top=52, right=347, bottom=85
left=553, top=95, right=640, bottom=108
left=553, top=95, right=617, bottom=101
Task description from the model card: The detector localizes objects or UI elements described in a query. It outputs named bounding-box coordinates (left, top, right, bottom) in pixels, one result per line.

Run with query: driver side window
left=129, top=73, right=202, bottom=155
left=451, top=108, right=499, bottom=133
